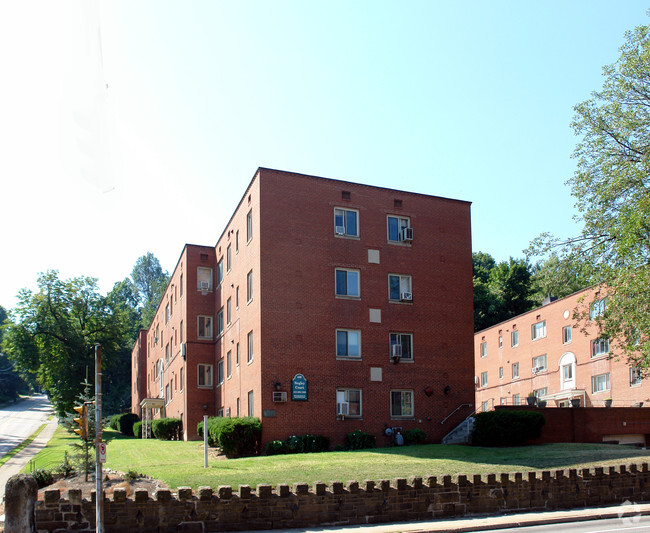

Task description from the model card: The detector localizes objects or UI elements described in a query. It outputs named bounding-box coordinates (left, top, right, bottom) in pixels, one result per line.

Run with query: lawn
left=30, top=427, right=650, bottom=490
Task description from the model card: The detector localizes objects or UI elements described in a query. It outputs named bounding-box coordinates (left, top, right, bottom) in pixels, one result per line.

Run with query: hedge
left=471, top=410, right=545, bottom=447
left=197, top=416, right=261, bottom=457
left=151, top=417, right=183, bottom=440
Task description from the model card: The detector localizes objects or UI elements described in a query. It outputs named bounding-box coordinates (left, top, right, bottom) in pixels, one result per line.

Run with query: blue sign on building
left=292, top=373, right=308, bottom=401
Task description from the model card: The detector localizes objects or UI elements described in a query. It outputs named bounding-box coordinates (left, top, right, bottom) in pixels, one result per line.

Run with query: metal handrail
left=440, top=403, right=473, bottom=425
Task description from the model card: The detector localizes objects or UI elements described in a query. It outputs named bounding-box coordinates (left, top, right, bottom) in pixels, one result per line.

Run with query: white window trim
left=592, top=373, right=610, bottom=394
left=333, top=207, right=360, bottom=238
left=480, top=342, right=487, bottom=358
left=590, top=338, right=609, bottom=358
left=531, top=320, right=546, bottom=341
left=197, top=363, right=213, bottom=388
left=480, top=371, right=488, bottom=387
left=197, top=267, right=213, bottom=292
left=390, top=332, right=413, bottom=361
left=630, top=367, right=642, bottom=387
left=335, top=268, right=361, bottom=299
left=388, top=274, right=412, bottom=302
left=197, top=315, right=213, bottom=339
left=336, top=388, right=362, bottom=418
left=390, top=389, right=414, bottom=419
left=386, top=214, right=411, bottom=244
left=532, top=354, right=548, bottom=373
left=336, top=329, right=361, bottom=359
left=511, top=330, right=519, bottom=347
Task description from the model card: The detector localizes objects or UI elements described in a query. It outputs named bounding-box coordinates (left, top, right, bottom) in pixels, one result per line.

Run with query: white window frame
left=630, top=367, right=642, bottom=387
left=387, top=215, right=410, bottom=242
left=246, top=209, right=253, bottom=243
left=336, top=329, right=361, bottom=358
left=532, top=354, right=547, bottom=373
left=498, top=335, right=503, bottom=348
left=226, top=350, right=232, bottom=379
left=511, top=330, right=519, bottom=347
left=480, top=371, right=488, bottom=387
left=534, top=387, right=547, bottom=399
left=562, top=325, right=572, bottom=344
left=247, top=270, right=253, bottom=303
left=531, top=320, right=546, bottom=340
left=336, top=388, right=362, bottom=417
left=247, top=390, right=254, bottom=416
left=512, top=362, right=519, bottom=379
left=390, top=333, right=413, bottom=361
left=335, top=268, right=360, bottom=298
left=217, top=258, right=224, bottom=286
left=217, top=359, right=224, bottom=386
left=334, top=207, right=359, bottom=237
left=226, top=297, right=232, bottom=325
left=198, top=363, right=213, bottom=388
left=592, top=373, right=610, bottom=393
left=197, top=267, right=213, bottom=291
left=388, top=274, right=412, bottom=301
left=512, top=393, right=521, bottom=405
left=591, top=338, right=609, bottom=358
left=390, top=389, right=414, bottom=418
left=197, top=315, right=213, bottom=339
left=590, top=298, right=606, bottom=320
left=247, top=331, right=254, bottom=364
left=499, top=366, right=504, bottom=379
left=480, top=341, right=487, bottom=358
left=217, top=308, right=224, bottom=336
left=226, top=244, right=232, bottom=272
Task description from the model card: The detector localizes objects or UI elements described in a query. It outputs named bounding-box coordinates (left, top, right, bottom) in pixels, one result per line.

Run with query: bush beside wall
left=472, top=410, right=545, bottom=447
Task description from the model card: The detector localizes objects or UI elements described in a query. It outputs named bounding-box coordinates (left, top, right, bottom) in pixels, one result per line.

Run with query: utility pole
left=95, top=344, right=103, bottom=533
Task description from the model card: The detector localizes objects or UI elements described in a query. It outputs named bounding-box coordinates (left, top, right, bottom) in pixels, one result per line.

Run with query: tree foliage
left=529, top=21, right=650, bottom=371
left=131, top=252, right=169, bottom=328
left=2, top=271, right=132, bottom=416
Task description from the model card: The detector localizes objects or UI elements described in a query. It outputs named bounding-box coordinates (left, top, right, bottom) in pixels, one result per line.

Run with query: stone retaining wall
left=31, top=464, right=650, bottom=532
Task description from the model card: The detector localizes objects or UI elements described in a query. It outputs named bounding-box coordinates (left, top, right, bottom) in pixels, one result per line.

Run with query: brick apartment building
left=475, top=287, right=650, bottom=412
left=132, top=168, right=474, bottom=445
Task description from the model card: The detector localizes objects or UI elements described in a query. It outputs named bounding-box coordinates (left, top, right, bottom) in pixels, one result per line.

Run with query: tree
left=529, top=253, right=592, bottom=305
left=2, top=271, right=132, bottom=416
left=529, top=21, right=650, bottom=370
left=131, top=253, right=169, bottom=328
left=473, top=253, right=535, bottom=331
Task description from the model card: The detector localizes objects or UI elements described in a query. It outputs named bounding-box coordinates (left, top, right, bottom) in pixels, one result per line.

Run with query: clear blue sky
left=1, top=1, right=648, bottom=309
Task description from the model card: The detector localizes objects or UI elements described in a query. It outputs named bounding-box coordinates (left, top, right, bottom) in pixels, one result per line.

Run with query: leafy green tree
left=529, top=253, right=592, bottom=305
left=131, top=253, right=169, bottom=328
left=473, top=253, right=535, bottom=331
left=2, top=271, right=132, bottom=416
left=0, top=306, right=31, bottom=402
left=529, top=21, right=650, bottom=371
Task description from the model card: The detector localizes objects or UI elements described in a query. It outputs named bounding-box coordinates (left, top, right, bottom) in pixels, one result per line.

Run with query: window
left=480, top=371, right=488, bottom=387
left=165, top=343, right=170, bottom=363
left=498, top=335, right=503, bottom=348
left=198, top=316, right=213, bottom=339
left=562, top=325, right=572, bottom=344
left=512, top=393, right=521, bottom=405
left=217, top=308, right=224, bottom=336
left=387, top=215, right=410, bottom=242
left=390, top=333, right=413, bottom=360
left=532, top=354, right=547, bottom=373
left=336, top=389, right=362, bottom=417
left=630, top=367, right=642, bottom=387
left=592, top=373, right=610, bottom=393
left=246, top=210, right=253, bottom=242
left=531, top=320, right=546, bottom=340
left=217, top=258, right=224, bottom=286
left=236, top=342, right=240, bottom=366
left=180, top=367, right=183, bottom=391
left=590, top=298, right=606, bottom=320
left=534, top=388, right=547, bottom=399
left=335, top=269, right=360, bottom=297
left=197, top=267, right=212, bottom=291
left=165, top=303, right=170, bottom=324
left=511, top=330, right=519, bottom=347
left=217, top=359, right=224, bottom=385
left=563, top=364, right=573, bottom=382
left=180, top=320, right=184, bottom=344
left=480, top=342, right=487, bottom=358
left=226, top=244, right=232, bottom=272
left=247, top=331, right=253, bottom=363
left=591, top=338, right=609, bottom=358
left=336, top=329, right=361, bottom=358
left=180, top=274, right=183, bottom=297
left=165, top=384, right=170, bottom=404
left=235, top=230, right=239, bottom=253
left=481, top=400, right=489, bottom=412
left=198, top=364, right=213, bottom=388
left=226, top=298, right=232, bottom=325
left=247, top=270, right=253, bottom=303
left=500, top=397, right=506, bottom=405
left=247, top=390, right=254, bottom=416
left=388, top=274, right=412, bottom=301
left=390, top=390, right=414, bottom=418
left=334, top=207, right=358, bottom=237
left=236, top=286, right=239, bottom=308
left=512, top=362, right=519, bottom=379
left=499, top=366, right=504, bottom=379
left=236, top=397, right=240, bottom=417
left=227, top=351, right=232, bottom=378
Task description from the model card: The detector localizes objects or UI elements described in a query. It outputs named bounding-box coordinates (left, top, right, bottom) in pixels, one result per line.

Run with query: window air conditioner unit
left=337, top=402, right=349, bottom=416
left=200, top=281, right=210, bottom=290
left=180, top=343, right=186, bottom=358
left=400, top=227, right=413, bottom=242
left=335, top=225, right=345, bottom=235
left=533, top=366, right=544, bottom=374
left=273, top=391, right=287, bottom=403
left=400, top=292, right=412, bottom=301
left=391, top=344, right=403, bottom=357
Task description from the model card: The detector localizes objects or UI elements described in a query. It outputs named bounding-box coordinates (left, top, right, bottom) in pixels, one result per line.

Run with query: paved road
left=0, top=394, right=54, bottom=458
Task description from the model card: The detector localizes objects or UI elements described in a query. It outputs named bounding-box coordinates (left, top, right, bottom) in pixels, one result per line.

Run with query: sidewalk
left=0, top=416, right=58, bottom=502
left=239, top=501, right=650, bottom=533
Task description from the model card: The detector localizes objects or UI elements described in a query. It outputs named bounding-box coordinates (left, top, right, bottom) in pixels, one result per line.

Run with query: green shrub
left=31, top=469, right=54, bottom=488
left=471, top=410, right=546, bottom=447
left=345, top=430, right=375, bottom=450
left=108, top=414, right=121, bottom=430
left=264, top=440, right=289, bottom=456
left=218, top=417, right=261, bottom=458
left=403, top=428, right=426, bottom=445
left=116, top=413, right=140, bottom=436
left=133, top=421, right=143, bottom=438
left=151, top=417, right=182, bottom=440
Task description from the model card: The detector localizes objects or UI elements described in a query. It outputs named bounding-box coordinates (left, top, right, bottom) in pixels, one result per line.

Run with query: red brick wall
left=130, top=330, right=147, bottom=417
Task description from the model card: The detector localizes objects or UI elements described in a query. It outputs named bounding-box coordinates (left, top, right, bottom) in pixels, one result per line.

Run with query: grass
left=0, top=422, right=47, bottom=468
left=27, top=427, right=650, bottom=491
left=19, top=425, right=78, bottom=473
